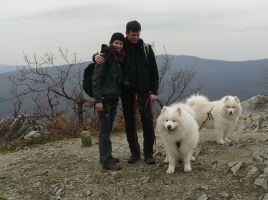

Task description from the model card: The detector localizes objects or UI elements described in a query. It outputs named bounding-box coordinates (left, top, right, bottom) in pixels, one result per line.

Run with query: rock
left=263, top=149, right=268, bottom=160
left=235, top=143, right=245, bottom=148
left=0, top=115, right=48, bottom=143
left=34, top=181, right=41, bottom=187
left=232, top=161, right=243, bottom=174
left=247, top=139, right=255, bottom=144
left=83, top=190, right=92, bottom=197
left=40, top=170, right=49, bottom=176
left=23, top=130, right=42, bottom=140
left=219, top=191, right=230, bottom=198
left=197, top=194, right=208, bottom=200
left=247, top=165, right=259, bottom=176
left=264, top=161, right=268, bottom=166
left=253, top=151, right=264, bottom=162
left=141, top=176, right=150, bottom=184
left=228, top=161, right=240, bottom=168
left=254, top=175, right=268, bottom=189
left=81, top=131, right=92, bottom=147
left=55, top=187, right=64, bottom=199
left=194, top=147, right=201, bottom=156
left=242, top=95, right=268, bottom=113
left=264, top=167, right=268, bottom=176
left=110, top=172, right=118, bottom=177
left=238, top=95, right=268, bottom=133
left=228, top=161, right=243, bottom=174
left=263, top=193, right=268, bottom=200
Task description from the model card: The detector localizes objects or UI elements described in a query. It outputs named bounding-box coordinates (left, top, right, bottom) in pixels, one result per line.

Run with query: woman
left=92, top=32, right=125, bottom=170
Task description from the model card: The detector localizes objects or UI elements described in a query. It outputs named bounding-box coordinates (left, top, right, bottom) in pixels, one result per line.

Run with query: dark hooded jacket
left=122, top=38, right=159, bottom=95
left=92, top=45, right=123, bottom=103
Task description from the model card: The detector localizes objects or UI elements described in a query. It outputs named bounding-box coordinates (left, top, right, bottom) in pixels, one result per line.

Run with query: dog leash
left=145, top=97, right=165, bottom=155
left=145, top=98, right=164, bottom=109
left=199, top=108, right=214, bottom=131
left=132, top=95, right=164, bottom=157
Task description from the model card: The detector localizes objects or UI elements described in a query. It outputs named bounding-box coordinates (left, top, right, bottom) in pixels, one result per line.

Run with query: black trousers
left=121, top=88, right=155, bottom=157
left=98, top=99, right=118, bottom=166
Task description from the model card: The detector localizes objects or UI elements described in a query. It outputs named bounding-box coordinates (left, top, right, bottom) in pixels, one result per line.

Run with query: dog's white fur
left=156, top=103, right=199, bottom=174
left=186, top=95, right=242, bottom=144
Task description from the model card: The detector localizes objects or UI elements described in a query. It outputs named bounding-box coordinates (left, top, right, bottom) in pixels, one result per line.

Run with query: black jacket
left=92, top=45, right=122, bottom=103
left=122, top=39, right=159, bottom=95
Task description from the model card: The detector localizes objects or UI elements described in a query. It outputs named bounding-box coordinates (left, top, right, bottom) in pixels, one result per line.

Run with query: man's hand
left=94, top=53, right=105, bottom=65
left=149, top=94, right=158, bottom=102
left=96, top=103, right=104, bottom=111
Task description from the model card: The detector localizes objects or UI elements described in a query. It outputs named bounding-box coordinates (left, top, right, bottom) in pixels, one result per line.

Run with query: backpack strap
left=143, top=43, right=150, bottom=62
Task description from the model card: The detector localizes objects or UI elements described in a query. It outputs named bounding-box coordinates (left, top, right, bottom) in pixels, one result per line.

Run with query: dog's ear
left=234, top=96, right=240, bottom=104
left=177, top=107, right=181, bottom=115
left=224, top=96, right=229, bottom=103
left=161, top=106, right=167, bottom=113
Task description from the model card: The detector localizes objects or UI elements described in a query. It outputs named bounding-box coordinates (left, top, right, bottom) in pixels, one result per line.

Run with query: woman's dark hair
left=126, top=20, right=141, bottom=33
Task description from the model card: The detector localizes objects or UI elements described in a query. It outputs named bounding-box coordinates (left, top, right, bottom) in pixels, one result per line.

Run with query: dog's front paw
left=217, top=139, right=225, bottom=145
left=166, top=167, right=175, bottom=174
left=224, top=138, right=231, bottom=143
left=163, top=156, right=169, bottom=163
left=190, top=156, right=196, bottom=162
left=184, top=165, right=192, bottom=173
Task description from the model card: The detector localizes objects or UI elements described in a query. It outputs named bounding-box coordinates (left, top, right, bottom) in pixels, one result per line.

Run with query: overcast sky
left=1, top=0, right=268, bottom=65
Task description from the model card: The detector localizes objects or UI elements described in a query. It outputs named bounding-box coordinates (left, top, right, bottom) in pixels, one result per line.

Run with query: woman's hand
left=96, top=103, right=104, bottom=111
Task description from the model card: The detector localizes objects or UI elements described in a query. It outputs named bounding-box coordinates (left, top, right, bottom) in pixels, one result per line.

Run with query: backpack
left=83, top=44, right=150, bottom=97
left=82, top=63, right=95, bottom=97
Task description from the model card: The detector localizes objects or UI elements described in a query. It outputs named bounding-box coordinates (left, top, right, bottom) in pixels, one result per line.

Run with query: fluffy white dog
left=186, top=95, right=242, bottom=144
left=156, top=103, right=199, bottom=174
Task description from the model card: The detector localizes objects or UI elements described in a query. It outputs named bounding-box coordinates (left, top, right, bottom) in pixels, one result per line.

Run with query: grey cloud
left=141, top=8, right=268, bottom=32
left=2, top=3, right=125, bottom=21
left=3, top=4, right=268, bottom=33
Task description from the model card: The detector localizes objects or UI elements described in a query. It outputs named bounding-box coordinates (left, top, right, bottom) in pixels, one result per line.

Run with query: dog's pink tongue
left=167, top=128, right=174, bottom=133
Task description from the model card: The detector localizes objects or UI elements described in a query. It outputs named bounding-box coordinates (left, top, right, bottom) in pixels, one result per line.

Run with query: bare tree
left=157, top=46, right=202, bottom=105
left=7, top=80, right=25, bottom=117
left=8, top=47, right=94, bottom=126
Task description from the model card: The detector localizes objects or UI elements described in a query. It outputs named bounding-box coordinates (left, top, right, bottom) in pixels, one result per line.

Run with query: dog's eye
left=173, top=120, right=176, bottom=122
left=165, top=120, right=168, bottom=122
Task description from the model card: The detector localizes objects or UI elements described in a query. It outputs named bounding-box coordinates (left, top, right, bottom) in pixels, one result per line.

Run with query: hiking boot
left=110, top=156, right=120, bottom=164
left=100, top=156, right=120, bottom=164
left=144, top=156, right=156, bottom=164
left=103, top=163, right=121, bottom=170
left=127, top=155, right=141, bottom=164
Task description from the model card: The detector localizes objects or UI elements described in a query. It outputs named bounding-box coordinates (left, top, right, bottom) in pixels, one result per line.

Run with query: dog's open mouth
left=166, top=127, right=176, bottom=133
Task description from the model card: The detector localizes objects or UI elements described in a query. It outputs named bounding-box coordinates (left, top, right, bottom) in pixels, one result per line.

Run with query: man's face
left=126, top=31, right=140, bottom=44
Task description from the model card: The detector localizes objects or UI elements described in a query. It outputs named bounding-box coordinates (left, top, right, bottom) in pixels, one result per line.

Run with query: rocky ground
left=1, top=130, right=268, bottom=200
left=0, top=95, right=268, bottom=200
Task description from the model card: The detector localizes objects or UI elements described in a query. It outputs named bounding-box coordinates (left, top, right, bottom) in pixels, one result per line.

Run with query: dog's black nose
left=167, top=125, right=172, bottom=129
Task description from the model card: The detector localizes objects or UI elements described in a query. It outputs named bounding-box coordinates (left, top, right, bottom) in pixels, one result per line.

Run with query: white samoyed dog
left=186, top=95, right=242, bottom=144
left=156, top=103, right=199, bottom=174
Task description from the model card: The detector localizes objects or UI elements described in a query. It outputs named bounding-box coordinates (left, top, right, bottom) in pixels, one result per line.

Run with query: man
left=94, top=20, right=159, bottom=164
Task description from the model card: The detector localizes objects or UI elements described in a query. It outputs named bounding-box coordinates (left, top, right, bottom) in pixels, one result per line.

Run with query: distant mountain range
left=157, top=55, right=268, bottom=100
left=0, top=55, right=267, bottom=117
left=0, top=64, right=18, bottom=73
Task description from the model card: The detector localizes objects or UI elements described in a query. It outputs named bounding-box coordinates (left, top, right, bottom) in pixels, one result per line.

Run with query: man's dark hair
left=126, top=20, right=141, bottom=33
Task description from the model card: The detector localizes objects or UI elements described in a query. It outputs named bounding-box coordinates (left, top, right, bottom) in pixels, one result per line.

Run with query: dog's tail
left=186, top=94, right=209, bottom=107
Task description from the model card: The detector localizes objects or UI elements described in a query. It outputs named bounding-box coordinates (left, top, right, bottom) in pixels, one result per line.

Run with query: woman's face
left=111, top=40, right=124, bottom=52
